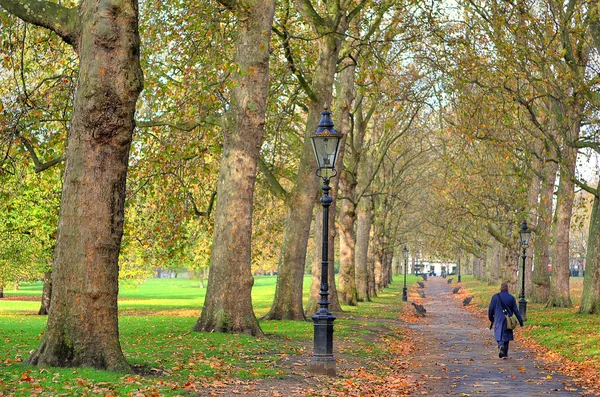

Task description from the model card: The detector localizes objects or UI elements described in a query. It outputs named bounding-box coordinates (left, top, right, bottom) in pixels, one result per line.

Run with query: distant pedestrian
left=488, top=282, right=524, bottom=359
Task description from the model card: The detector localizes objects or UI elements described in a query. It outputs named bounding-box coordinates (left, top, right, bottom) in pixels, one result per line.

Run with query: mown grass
left=0, top=274, right=420, bottom=396
left=459, top=275, right=600, bottom=369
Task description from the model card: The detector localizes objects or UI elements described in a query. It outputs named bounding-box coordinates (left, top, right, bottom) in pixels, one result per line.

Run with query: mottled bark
left=338, top=197, right=357, bottom=305
left=524, top=165, right=541, bottom=296
left=306, top=210, right=322, bottom=316
left=487, top=240, right=500, bottom=285
left=501, top=243, right=518, bottom=294
left=306, top=195, right=342, bottom=315
left=547, top=145, right=577, bottom=308
left=195, top=0, right=275, bottom=334
left=578, top=1, right=600, bottom=314
left=336, top=58, right=357, bottom=306
left=13, top=0, right=144, bottom=371
left=367, top=230, right=377, bottom=298
left=531, top=161, right=556, bottom=303
left=355, top=197, right=372, bottom=301
left=38, top=270, right=52, bottom=315
left=270, top=0, right=351, bottom=320
left=579, top=190, right=600, bottom=314
left=374, top=254, right=382, bottom=291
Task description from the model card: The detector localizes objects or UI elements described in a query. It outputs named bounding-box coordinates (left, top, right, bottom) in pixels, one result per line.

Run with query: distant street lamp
left=519, top=220, right=532, bottom=321
left=402, top=246, right=408, bottom=302
left=308, top=109, right=341, bottom=377
left=457, top=250, right=461, bottom=283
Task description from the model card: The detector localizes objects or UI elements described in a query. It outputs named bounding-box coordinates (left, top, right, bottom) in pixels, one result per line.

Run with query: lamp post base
left=310, top=310, right=336, bottom=376
left=308, top=357, right=336, bottom=376
left=519, top=298, right=527, bottom=322
left=458, top=275, right=461, bottom=283
left=402, top=286, right=408, bottom=302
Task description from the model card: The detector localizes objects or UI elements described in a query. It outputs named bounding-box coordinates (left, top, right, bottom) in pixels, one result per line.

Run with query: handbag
left=496, top=294, right=519, bottom=330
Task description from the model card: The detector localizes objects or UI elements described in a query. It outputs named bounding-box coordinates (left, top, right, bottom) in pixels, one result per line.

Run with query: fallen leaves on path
left=453, top=282, right=600, bottom=396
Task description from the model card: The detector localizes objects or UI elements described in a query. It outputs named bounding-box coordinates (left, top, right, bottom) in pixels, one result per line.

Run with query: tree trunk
left=0, top=286, right=3, bottom=299
left=374, top=248, right=383, bottom=292
left=367, top=230, right=377, bottom=298
left=194, top=0, right=275, bottom=334
left=355, top=197, right=372, bottom=301
left=487, top=240, right=500, bottom=285
left=336, top=58, right=358, bottom=306
left=531, top=161, right=556, bottom=303
left=480, top=249, right=487, bottom=280
left=306, top=210, right=321, bottom=316
left=579, top=189, right=600, bottom=314
left=306, top=195, right=342, bottom=315
left=524, top=166, right=541, bottom=297
left=547, top=147, right=577, bottom=308
left=38, top=270, right=52, bottom=316
left=338, top=197, right=357, bottom=305
left=7, top=0, right=143, bottom=372
left=268, top=27, right=346, bottom=319
left=501, top=243, right=518, bottom=294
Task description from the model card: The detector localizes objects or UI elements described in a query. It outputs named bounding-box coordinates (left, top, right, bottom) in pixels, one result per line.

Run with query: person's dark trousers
left=497, top=341, right=510, bottom=357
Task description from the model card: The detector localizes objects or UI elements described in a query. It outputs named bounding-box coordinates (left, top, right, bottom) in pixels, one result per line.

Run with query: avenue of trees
left=1, top=0, right=600, bottom=371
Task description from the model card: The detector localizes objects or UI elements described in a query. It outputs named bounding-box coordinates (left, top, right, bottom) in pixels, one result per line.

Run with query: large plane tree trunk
left=579, top=189, right=600, bottom=314
left=194, top=0, right=275, bottom=335
left=335, top=58, right=357, bottom=306
left=266, top=7, right=348, bottom=319
left=547, top=141, right=578, bottom=308
left=531, top=160, right=556, bottom=303
left=38, top=270, right=52, bottom=315
left=355, top=197, right=372, bottom=301
left=2, top=0, right=144, bottom=371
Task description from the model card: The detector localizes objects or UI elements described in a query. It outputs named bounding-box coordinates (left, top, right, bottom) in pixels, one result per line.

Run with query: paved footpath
left=405, top=277, right=588, bottom=396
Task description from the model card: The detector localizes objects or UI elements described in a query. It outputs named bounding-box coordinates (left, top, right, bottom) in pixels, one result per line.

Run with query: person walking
left=488, top=282, right=524, bottom=358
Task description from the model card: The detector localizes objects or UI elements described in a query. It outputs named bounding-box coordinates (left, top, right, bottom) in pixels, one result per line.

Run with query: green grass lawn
left=0, top=274, right=419, bottom=396
left=459, top=275, right=600, bottom=369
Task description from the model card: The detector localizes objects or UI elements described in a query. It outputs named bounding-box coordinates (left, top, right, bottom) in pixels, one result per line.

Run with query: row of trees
left=0, top=0, right=599, bottom=372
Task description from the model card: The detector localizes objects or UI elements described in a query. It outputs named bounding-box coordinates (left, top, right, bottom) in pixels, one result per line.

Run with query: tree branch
left=188, top=191, right=217, bottom=218
left=570, top=139, right=600, bottom=152
left=574, top=177, right=599, bottom=197
left=294, top=0, right=324, bottom=28
left=347, top=0, right=369, bottom=23
left=258, top=157, right=289, bottom=201
left=272, top=25, right=318, bottom=102
left=136, top=115, right=221, bottom=132
left=486, top=223, right=510, bottom=246
left=18, top=133, right=64, bottom=173
left=0, top=0, right=80, bottom=47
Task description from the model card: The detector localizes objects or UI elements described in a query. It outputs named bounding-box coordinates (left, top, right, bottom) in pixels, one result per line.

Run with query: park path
left=405, top=277, right=587, bottom=396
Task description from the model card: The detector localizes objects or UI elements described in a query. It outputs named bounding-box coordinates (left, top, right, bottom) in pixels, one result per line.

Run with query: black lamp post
left=402, top=246, right=408, bottom=302
left=519, top=220, right=532, bottom=322
left=457, top=250, right=461, bottom=283
left=308, top=109, right=341, bottom=377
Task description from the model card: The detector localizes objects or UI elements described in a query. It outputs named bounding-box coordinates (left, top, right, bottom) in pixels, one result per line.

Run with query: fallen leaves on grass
left=518, top=334, right=600, bottom=396
left=313, top=328, right=420, bottom=396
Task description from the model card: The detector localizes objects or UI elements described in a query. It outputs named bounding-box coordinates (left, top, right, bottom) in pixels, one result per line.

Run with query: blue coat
left=488, top=291, right=524, bottom=342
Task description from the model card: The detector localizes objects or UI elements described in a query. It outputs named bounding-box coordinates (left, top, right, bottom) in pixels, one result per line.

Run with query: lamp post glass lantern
left=519, top=220, right=532, bottom=321
left=402, top=246, right=408, bottom=302
left=309, top=110, right=341, bottom=377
